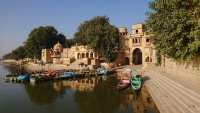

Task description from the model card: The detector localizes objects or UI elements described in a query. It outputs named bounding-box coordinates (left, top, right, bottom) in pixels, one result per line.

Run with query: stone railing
left=51, top=55, right=62, bottom=58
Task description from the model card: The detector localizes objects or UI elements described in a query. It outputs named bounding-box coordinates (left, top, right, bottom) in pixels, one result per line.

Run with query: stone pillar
left=149, top=48, right=151, bottom=62
left=162, top=55, right=165, bottom=67
left=130, top=58, right=132, bottom=65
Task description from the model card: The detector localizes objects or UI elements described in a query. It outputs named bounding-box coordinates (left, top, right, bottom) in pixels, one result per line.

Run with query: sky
left=0, top=0, right=153, bottom=58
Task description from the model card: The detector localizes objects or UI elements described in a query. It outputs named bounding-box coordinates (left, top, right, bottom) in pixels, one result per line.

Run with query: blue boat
left=60, top=72, right=76, bottom=78
left=17, top=74, right=31, bottom=82
left=97, top=68, right=110, bottom=74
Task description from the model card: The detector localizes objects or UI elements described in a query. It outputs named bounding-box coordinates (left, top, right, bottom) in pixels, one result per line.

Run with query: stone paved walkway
left=143, top=66, right=200, bottom=113
left=115, top=65, right=144, bottom=72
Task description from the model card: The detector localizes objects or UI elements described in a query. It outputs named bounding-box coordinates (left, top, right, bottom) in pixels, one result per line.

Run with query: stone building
left=117, top=22, right=156, bottom=66
left=41, top=22, right=156, bottom=68
left=41, top=42, right=100, bottom=68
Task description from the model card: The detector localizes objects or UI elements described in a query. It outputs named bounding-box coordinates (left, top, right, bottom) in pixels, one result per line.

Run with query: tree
left=24, top=26, right=66, bottom=59
left=57, top=33, right=67, bottom=47
left=11, top=46, right=26, bottom=61
left=65, top=38, right=76, bottom=48
left=2, top=53, right=13, bottom=60
left=145, top=0, right=200, bottom=63
left=74, top=15, right=119, bottom=62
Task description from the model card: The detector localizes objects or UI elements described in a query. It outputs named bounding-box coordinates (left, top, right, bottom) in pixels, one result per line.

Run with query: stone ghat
left=143, top=66, right=200, bottom=113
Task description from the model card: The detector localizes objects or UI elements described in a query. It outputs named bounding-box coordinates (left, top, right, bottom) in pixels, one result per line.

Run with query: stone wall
left=41, top=49, right=52, bottom=63
left=115, top=52, right=125, bottom=65
left=164, top=58, right=200, bottom=85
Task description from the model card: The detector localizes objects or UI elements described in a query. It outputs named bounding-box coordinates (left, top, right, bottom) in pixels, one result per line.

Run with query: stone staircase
left=143, top=66, right=200, bottom=113
left=29, top=59, right=89, bottom=71
left=66, top=59, right=87, bottom=70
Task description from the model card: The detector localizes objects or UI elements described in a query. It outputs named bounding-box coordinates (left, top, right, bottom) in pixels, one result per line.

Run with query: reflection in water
left=24, top=81, right=66, bottom=105
left=117, top=84, right=160, bottom=113
left=73, top=76, right=121, bottom=113
left=2, top=63, right=29, bottom=74
left=2, top=63, right=159, bottom=113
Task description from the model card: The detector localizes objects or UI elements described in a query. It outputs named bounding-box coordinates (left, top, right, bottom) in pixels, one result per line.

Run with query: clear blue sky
left=0, top=0, right=153, bottom=58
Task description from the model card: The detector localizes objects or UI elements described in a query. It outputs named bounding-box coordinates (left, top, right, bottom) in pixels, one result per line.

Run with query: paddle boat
left=30, top=75, right=43, bottom=83
left=130, top=69, right=142, bottom=91
left=97, top=67, right=110, bottom=75
left=60, top=72, right=76, bottom=78
left=117, top=69, right=132, bottom=90
left=39, top=71, right=55, bottom=80
left=17, top=74, right=31, bottom=82
left=4, top=73, right=21, bottom=81
left=117, top=78, right=130, bottom=90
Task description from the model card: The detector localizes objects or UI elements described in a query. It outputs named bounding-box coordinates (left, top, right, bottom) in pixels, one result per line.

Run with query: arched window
left=146, top=38, right=150, bottom=42
left=136, top=30, right=138, bottom=34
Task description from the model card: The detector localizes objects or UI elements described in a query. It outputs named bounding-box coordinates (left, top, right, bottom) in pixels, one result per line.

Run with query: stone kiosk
left=50, top=42, right=63, bottom=64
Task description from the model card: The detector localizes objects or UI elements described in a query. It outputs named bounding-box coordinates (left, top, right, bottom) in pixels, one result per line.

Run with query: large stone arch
left=132, top=48, right=142, bottom=65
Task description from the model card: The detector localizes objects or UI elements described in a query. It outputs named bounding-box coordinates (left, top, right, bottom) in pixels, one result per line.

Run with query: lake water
left=0, top=62, right=159, bottom=113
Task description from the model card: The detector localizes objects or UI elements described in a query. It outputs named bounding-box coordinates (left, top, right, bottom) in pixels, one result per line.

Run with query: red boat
left=117, top=78, right=130, bottom=90
left=40, top=71, right=55, bottom=80
left=117, top=69, right=131, bottom=90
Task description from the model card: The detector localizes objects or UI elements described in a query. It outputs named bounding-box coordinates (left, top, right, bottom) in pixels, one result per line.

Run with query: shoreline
left=1, top=60, right=144, bottom=72
left=25, top=63, right=144, bottom=73
left=1, top=59, right=16, bottom=63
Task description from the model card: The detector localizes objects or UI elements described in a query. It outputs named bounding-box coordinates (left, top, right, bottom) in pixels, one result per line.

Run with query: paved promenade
left=143, top=66, right=200, bottom=113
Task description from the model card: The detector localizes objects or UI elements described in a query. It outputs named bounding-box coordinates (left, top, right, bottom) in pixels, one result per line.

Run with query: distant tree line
left=2, top=26, right=76, bottom=61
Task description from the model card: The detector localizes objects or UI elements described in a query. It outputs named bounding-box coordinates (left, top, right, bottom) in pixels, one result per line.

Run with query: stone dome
left=119, top=26, right=127, bottom=33
left=53, top=42, right=63, bottom=50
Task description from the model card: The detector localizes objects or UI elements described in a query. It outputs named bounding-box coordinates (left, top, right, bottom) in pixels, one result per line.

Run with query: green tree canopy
left=65, top=38, right=76, bottom=48
left=24, top=26, right=66, bottom=59
left=74, top=15, right=119, bottom=62
left=145, top=0, right=200, bottom=62
left=2, top=53, right=13, bottom=60
left=11, top=46, right=26, bottom=61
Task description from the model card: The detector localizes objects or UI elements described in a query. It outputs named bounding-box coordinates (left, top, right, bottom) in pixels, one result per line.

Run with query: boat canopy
left=123, top=69, right=132, bottom=74
left=131, top=69, right=139, bottom=74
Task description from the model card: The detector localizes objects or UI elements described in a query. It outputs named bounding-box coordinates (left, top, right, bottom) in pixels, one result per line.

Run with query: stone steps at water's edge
left=143, top=67, right=200, bottom=113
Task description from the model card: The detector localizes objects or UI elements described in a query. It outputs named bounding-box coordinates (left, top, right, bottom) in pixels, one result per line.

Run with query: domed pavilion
left=50, top=41, right=63, bottom=63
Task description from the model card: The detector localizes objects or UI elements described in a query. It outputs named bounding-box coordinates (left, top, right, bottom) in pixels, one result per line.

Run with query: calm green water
left=0, top=62, right=159, bottom=113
